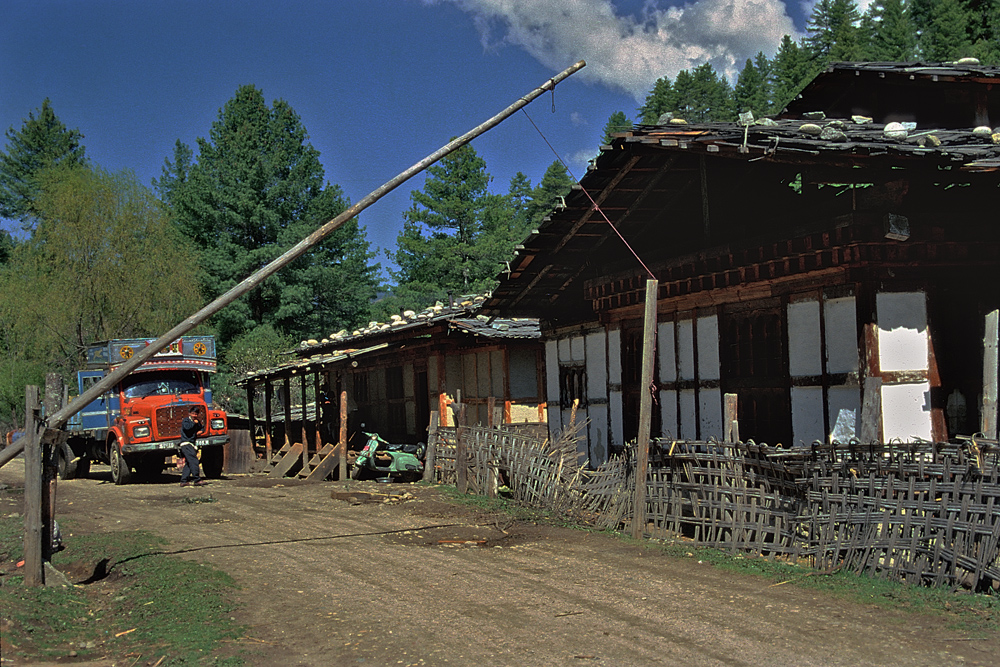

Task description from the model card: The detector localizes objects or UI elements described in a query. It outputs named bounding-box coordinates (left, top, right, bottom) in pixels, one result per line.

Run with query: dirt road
left=1, top=458, right=996, bottom=667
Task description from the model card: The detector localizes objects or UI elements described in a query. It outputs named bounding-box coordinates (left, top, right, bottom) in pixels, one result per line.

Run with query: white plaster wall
left=827, top=385, right=861, bottom=443
left=699, top=388, right=723, bottom=440
left=545, top=340, right=561, bottom=436
left=658, top=322, right=676, bottom=383
left=660, top=389, right=678, bottom=439
left=557, top=337, right=573, bottom=364
left=610, top=389, right=623, bottom=448
left=878, top=292, right=929, bottom=372
left=825, top=297, right=859, bottom=374
left=588, top=409, right=609, bottom=466
left=585, top=331, right=607, bottom=399
left=679, top=389, right=697, bottom=440
left=788, top=300, right=822, bottom=377
left=881, top=382, right=933, bottom=441
left=697, top=315, right=721, bottom=381
left=608, top=328, right=622, bottom=385
left=678, top=319, right=695, bottom=380
left=570, top=335, right=585, bottom=363
left=791, top=386, right=825, bottom=445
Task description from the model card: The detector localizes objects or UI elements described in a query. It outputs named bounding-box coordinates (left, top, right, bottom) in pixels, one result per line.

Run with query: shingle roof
left=236, top=295, right=539, bottom=385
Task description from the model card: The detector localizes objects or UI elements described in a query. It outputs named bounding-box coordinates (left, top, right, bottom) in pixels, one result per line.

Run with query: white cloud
left=426, top=0, right=801, bottom=100
left=570, top=111, right=587, bottom=126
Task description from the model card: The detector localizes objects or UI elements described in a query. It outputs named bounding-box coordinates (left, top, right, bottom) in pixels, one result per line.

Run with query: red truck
left=63, top=336, right=228, bottom=484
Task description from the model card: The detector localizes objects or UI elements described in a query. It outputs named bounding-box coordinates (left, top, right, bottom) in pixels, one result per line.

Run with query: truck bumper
left=121, top=435, right=229, bottom=455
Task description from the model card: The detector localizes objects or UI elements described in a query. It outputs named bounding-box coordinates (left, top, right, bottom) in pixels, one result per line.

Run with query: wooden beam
left=22, top=386, right=43, bottom=586
left=339, top=385, right=348, bottom=482
left=983, top=309, right=999, bottom=440
left=631, top=279, right=658, bottom=540
left=264, top=380, right=273, bottom=463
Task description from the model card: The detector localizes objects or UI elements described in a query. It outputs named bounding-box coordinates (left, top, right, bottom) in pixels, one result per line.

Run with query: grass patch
left=0, top=513, right=244, bottom=665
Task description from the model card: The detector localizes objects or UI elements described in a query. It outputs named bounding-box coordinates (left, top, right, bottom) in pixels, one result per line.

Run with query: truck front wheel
left=109, top=442, right=133, bottom=485
left=201, top=446, right=224, bottom=479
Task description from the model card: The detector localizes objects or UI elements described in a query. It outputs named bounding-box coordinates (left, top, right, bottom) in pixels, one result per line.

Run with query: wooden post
left=247, top=383, right=257, bottom=457
left=456, top=402, right=468, bottom=495
left=300, top=373, right=310, bottom=473
left=22, top=385, right=44, bottom=586
left=724, top=393, right=739, bottom=443
left=983, top=309, right=999, bottom=441
left=42, top=373, right=62, bottom=560
left=339, top=386, right=348, bottom=482
left=487, top=396, right=496, bottom=427
left=631, top=279, right=658, bottom=540
left=314, top=371, right=323, bottom=455
left=264, top=380, right=273, bottom=462
left=423, top=412, right=438, bottom=483
left=283, top=377, right=292, bottom=447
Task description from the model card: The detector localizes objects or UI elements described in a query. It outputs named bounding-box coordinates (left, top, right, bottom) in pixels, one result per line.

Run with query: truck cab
left=64, top=336, right=228, bottom=484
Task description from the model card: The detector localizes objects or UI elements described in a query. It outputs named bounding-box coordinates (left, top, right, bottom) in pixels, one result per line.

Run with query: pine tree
left=734, top=55, right=772, bottom=117
left=861, top=1, right=918, bottom=61
left=602, top=111, right=632, bottom=144
left=158, top=85, right=379, bottom=346
left=389, top=142, right=492, bottom=305
left=805, top=0, right=863, bottom=62
left=671, top=63, right=735, bottom=122
left=771, top=35, right=815, bottom=113
left=0, top=99, right=87, bottom=228
left=637, top=76, right=676, bottom=124
left=527, top=161, right=575, bottom=227
left=922, top=0, right=973, bottom=60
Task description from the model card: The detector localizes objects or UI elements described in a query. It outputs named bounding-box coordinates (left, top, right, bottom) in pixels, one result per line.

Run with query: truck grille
left=155, top=405, right=206, bottom=439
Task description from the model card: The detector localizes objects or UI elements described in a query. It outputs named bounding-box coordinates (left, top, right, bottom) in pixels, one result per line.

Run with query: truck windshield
left=122, top=371, right=201, bottom=399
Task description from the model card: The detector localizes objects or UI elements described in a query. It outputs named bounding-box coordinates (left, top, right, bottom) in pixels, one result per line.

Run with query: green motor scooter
left=351, top=430, right=425, bottom=482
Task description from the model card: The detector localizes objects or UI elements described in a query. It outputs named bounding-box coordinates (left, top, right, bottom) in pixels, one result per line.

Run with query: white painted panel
left=403, top=363, right=415, bottom=399
left=882, top=382, right=933, bottom=442
left=658, top=322, right=676, bottom=383
left=788, top=300, right=822, bottom=377
left=659, top=389, right=678, bottom=440
left=791, top=386, right=825, bottom=446
left=557, top=337, right=572, bottom=363
left=825, top=297, right=859, bottom=374
left=699, top=388, right=723, bottom=440
left=547, top=403, right=561, bottom=442
left=610, top=390, right=624, bottom=449
left=588, top=409, right=609, bottom=466
left=679, top=389, right=697, bottom=440
left=678, top=319, right=695, bottom=381
left=570, top=335, right=585, bottom=362
left=586, top=332, right=607, bottom=399
left=545, top=340, right=560, bottom=416
left=608, top=328, right=622, bottom=384
left=878, top=292, right=929, bottom=372
left=697, top=315, right=721, bottom=381
left=827, top=385, right=861, bottom=443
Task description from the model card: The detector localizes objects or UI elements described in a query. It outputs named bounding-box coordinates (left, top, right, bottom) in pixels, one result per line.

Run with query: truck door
left=76, top=371, right=116, bottom=430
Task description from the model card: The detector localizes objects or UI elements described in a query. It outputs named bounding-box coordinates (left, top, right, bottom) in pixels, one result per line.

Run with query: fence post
left=631, top=279, right=658, bottom=540
left=456, top=403, right=468, bottom=495
left=724, top=393, right=739, bottom=443
left=22, top=385, right=44, bottom=586
left=42, top=373, right=62, bottom=560
left=422, top=412, right=438, bottom=483
left=339, top=386, right=348, bottom=482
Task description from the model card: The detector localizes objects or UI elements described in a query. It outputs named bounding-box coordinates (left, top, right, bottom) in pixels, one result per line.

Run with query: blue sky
left=1, top=0, right=821, bottom=277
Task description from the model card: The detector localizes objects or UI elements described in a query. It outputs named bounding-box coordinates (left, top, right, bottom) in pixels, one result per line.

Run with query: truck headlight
left=133, top=425, right=150, bottom=438
left=211, top=418, right=225, bottom=430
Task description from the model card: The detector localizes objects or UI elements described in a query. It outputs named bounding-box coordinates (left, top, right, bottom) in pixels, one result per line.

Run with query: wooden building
left=237, top=296, right=546, bottom=460
left=482, top=61, right=1000, bottom=465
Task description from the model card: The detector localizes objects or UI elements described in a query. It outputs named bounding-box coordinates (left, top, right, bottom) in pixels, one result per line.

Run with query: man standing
left=179, top=406, right=208, bottom=487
